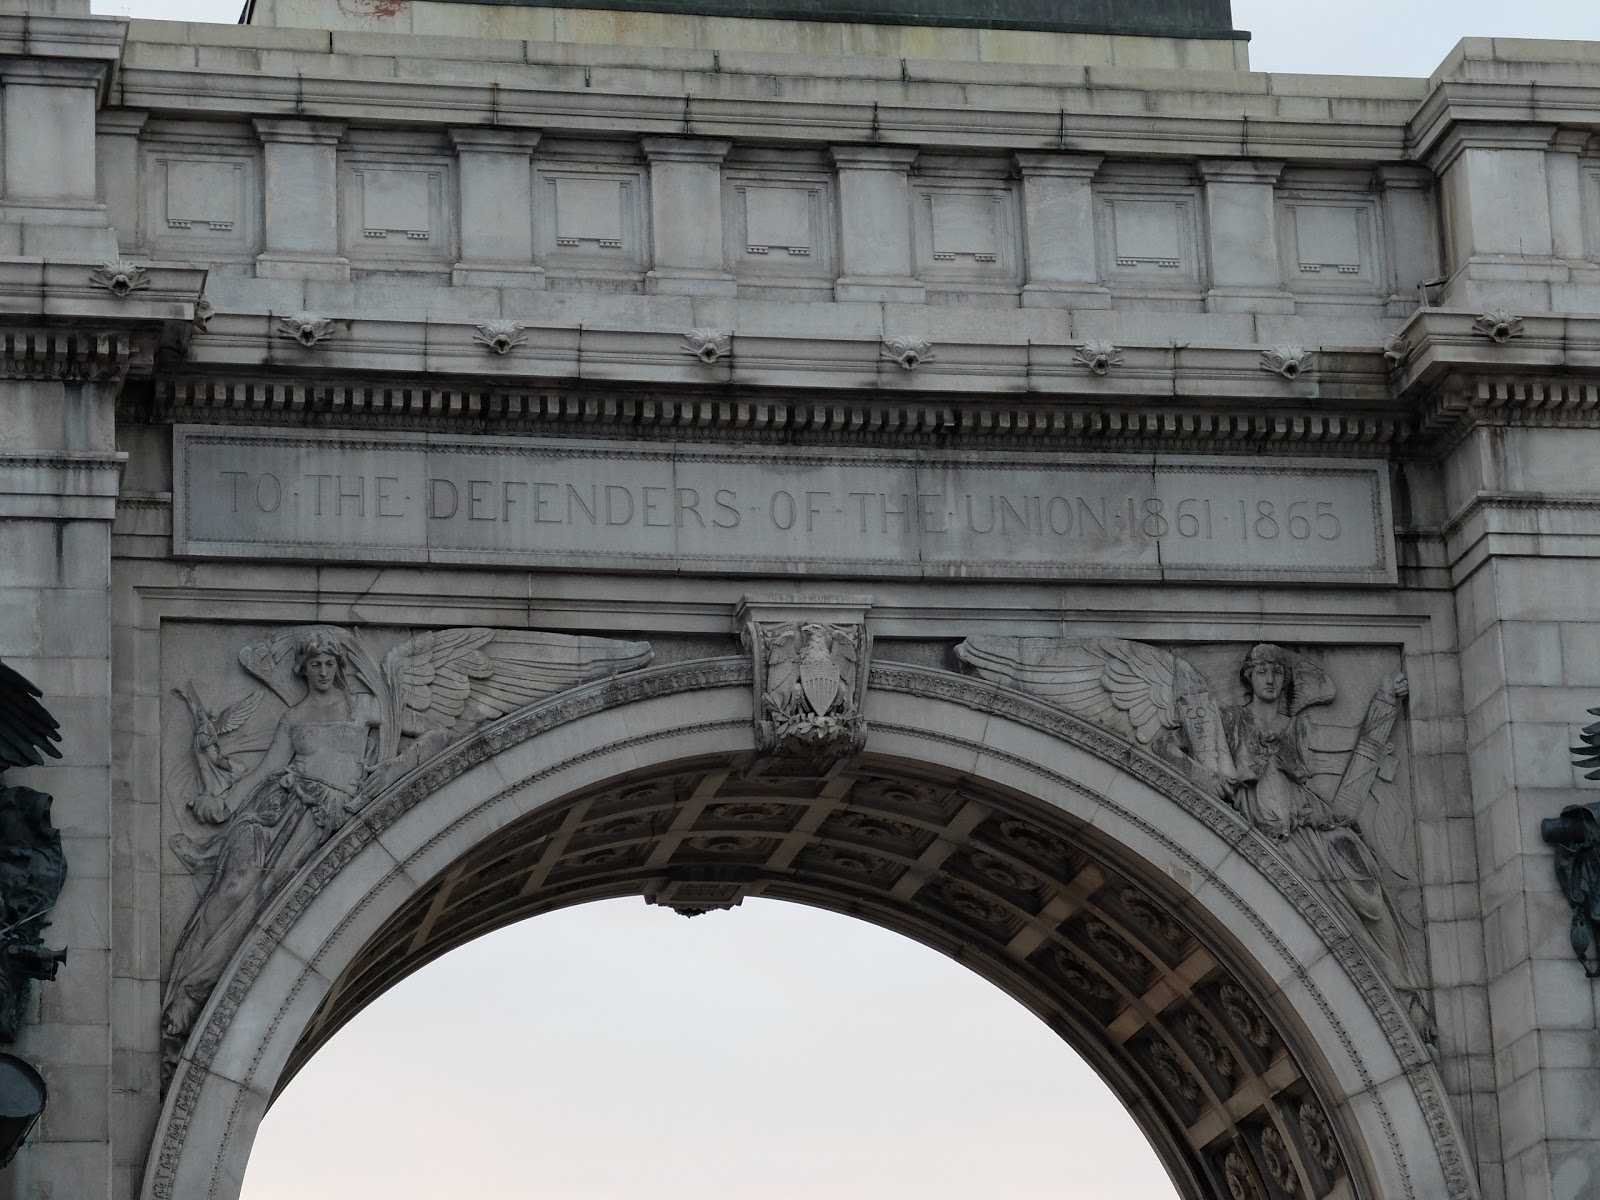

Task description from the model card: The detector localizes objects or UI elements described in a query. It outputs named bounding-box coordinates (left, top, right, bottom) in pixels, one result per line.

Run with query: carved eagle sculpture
left=0, top=661, right=62, bottom=776
left=954, top=636, right=1237, bottom=797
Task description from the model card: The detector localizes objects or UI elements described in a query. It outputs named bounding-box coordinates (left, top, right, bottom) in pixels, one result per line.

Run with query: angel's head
left=293, top=631, right=346, bottom=695
left=1240, top=644, right=1291, bottom=711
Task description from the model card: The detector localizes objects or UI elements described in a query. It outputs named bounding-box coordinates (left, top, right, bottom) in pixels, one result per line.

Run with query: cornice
left=132, top=373, right=1411, bottom=456
left=1409, top=83, right=1600, bottom=162
left=0, top=328, right=136, bottom=383
left=1414, top=375, right=1600, bottom=453
left=113, top=48, right=1420, bottom=161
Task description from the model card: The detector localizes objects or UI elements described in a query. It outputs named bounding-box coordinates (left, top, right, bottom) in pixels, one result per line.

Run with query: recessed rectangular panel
left=929, top=193, right=999, bottom=260
left=554, top=177, right=625, bottom=246
left=173, top=427, right=1395, bottom=585
left=362, top=169, right=433, bottom=237
left=1110, top=199, right=1184, bottom=268
left=744, top=186, right=812, bottom=253
left=166, top=161, right=236, bottom=229
left=1293, top=204, right=1363, bottom=272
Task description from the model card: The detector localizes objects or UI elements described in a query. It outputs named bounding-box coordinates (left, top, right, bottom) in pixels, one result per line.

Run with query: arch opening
left=245, top=896, right=1186, bottom=1200
left=145, top=660, right=1473, bottom=1200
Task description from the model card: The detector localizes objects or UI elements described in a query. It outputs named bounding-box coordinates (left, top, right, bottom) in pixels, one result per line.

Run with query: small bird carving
left=173, top=682, right=262, bottom=820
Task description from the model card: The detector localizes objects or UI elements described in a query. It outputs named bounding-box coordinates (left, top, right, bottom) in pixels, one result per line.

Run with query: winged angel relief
left=956, top=637, right=1431, bottom=1036
left=162, top=624, right=651, bottom=1071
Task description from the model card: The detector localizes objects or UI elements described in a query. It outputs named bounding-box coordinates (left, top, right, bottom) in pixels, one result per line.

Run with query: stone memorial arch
left=148, top=635, right=1470, bottom=1200
left=2, top=0, right=1600, bottom=1197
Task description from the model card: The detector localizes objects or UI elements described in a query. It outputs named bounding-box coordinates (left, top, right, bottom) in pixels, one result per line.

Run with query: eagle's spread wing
left=955, top=636, right=1185, bottom=746
left=0, top=661, right=62, bottom=771
left=382, top=629, right=653, bottom=737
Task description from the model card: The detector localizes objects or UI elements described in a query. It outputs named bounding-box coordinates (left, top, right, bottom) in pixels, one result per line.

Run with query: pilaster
left=1014, top=152, right=1109, bottom=309
left=1375, top=164, right=1440, bottom=307
left=0, top=58, right=117, bottom=258
left=448, top=126, right=543, bottom=289
left=641, top=136, right=735, bottom=297
left=252, top=118, right=349, bottom=283
left=829, top=145, right=925, bottom=303
left=1197, top=158, right=1292, bottom=313
left=95, top=110, right=148, bottom=256
left=0, top=334, right=125, bottom=1200
left=1429, top=123, right=1564, bottom=310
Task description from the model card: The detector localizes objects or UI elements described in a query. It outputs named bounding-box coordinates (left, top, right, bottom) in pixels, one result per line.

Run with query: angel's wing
left=382, top=628, right=653, bottom=738
left=954, top=636, right=1184, bottom=746
left=213, top=691, right=264, bottom=736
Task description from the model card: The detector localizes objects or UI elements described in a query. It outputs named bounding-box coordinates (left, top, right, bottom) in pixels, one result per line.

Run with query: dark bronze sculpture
left=0, top=662, right=68, bottom=1040
left=1546, top=708, right=1600, bottom=976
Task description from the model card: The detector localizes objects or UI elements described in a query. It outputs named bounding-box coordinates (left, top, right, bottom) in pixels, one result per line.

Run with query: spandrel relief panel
left=341, top=153, right=453, bottom=267
left=143, top=137, right=260, bottom=257
left=172, top=426, right=1396, bottom=585
left=912, top=179, right=1022, bottom=289
left=535, top=155, right=647, bottom=287
left=1096, top=178, right=1204, bottom=291
left=1279, top=192, right=1385, bottom=294
left=723, top=163, right=834, bottom=290
left=154, top=619, right=653, bottom=1071
left=954, top=637, right=1429, bottom=1031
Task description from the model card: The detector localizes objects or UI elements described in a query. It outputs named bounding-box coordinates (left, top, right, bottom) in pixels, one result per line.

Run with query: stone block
left=1502, top=622, right=1564, bottom=686
left=1460, top=626, right=1505, bottom=716
left=1512, top=722, right=1582, bottom=790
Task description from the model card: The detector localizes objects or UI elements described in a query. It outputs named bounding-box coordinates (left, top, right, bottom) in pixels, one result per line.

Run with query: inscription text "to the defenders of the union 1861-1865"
left=172, top=428, right=1395, bottom=584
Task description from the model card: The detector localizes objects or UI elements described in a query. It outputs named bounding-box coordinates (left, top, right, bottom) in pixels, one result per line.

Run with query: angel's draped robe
left=162, top=696, right=377, bottom=1053
left=1221, top=703, right=1425, bottom=996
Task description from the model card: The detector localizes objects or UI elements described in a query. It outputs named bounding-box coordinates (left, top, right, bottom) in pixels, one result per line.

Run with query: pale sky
left=92, top=1, right=1599, bottom=1198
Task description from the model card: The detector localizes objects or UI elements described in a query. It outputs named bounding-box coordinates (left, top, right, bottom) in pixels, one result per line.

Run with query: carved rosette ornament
left=1260, top=345, right=1314, bottom=379
left=1050, top=947, right=1117, bottom=1001
left=1219, top=981, right=1276, bottom=1050
left=473, top=319, right=527, bottom=355
left=1148, top=1039, right=1200, bottom=1104
left=683, top=327, right=731, bottom=364
left=278, top=312, right=338, bottom=347
left=1183, top=1011, right=1238, bottom=1080
left=1074, top=338, right=1124, bottom=375
left=1259, top=1126, right=1300, bottom=1195
left=1472, top=308, right=1523, bottom=344
left=1297, top=1099, right=1343, bottom=1174
left=736, top=595, right=872, bottom=778
left=1223, top=1147, right=1267, bottom=1200
left=89, top=258, right=150, bottom=297
left=0, top=663, right=68, bottom=1044
left=882, top=334, right=933, bottom=371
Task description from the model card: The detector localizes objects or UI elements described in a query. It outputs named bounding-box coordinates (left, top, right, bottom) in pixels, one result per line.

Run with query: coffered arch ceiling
left=146, top=661, right=1473, bottom=1200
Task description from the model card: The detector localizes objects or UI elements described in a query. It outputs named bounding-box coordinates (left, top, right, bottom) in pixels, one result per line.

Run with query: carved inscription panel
left=174, top=429, right=1394, bottom=583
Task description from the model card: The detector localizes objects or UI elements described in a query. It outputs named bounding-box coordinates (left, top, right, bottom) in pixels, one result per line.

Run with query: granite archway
left=143, top=659, right=1476, bottom=1200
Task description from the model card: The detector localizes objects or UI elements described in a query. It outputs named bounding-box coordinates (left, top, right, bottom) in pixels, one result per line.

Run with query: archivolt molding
left=147, top=658, right=1474, bottom=1200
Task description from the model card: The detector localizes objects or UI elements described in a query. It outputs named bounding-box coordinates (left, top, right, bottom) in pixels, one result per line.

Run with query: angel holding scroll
left=162, top=623, right=651, bottom=1073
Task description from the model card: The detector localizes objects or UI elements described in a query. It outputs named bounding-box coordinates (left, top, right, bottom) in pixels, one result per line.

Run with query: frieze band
left=172, top=427, right=1395, bottom=584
